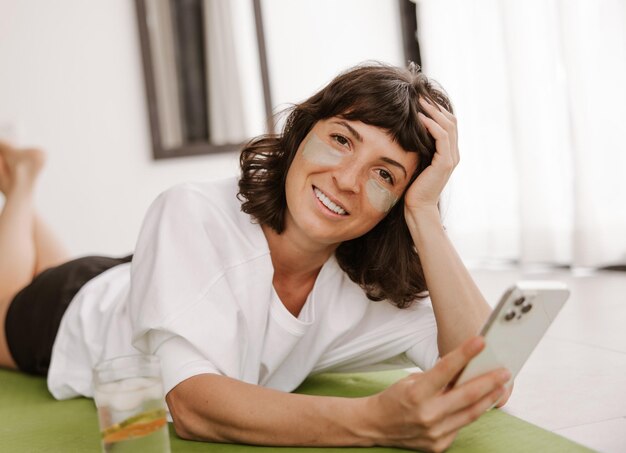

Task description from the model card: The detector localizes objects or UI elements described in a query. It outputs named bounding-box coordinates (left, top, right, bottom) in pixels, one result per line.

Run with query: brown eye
left=332, top=134, right=350, bottom=147
left=378, top=169, right=394, bottom=185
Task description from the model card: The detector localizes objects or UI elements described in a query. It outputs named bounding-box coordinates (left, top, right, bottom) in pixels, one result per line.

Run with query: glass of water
left=93, top=355, right=171, bottom=453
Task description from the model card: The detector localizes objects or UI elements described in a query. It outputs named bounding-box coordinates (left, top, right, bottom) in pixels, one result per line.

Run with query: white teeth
left=314, top=187, right=347, bottom=215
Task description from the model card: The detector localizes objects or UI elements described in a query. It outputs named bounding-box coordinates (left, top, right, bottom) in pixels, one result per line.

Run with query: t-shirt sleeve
left=310, top=293, right=441, bottom=375
left=405, top=299, right=440, bottom=371
left=405, top=330, right=440, bottom=371
left=127, top=184, right=241, bottom=394
left=151, top=334, right=220, bottom=394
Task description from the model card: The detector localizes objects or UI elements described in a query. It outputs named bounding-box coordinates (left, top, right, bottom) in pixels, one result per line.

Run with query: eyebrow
left=333, top=120, right=363, bottom=142
left=332, top=120, right=408, bottom=178
left=381, top=157, right=408, bottom=178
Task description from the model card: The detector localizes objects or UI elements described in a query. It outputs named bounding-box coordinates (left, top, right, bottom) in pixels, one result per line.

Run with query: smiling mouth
left=313, top=186, right=349, bottom=216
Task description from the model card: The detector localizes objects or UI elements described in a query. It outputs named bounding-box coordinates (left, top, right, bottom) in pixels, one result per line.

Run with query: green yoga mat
left=0, top=368, right=592, bottom=452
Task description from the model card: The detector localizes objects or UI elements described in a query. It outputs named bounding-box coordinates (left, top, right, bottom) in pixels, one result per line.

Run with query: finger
left=419, top=98, right=454, bottom=131
left=433, top=100, right=455, bottom=122
left=494, top=381, right=514, bottom=408
left=436, top=368, right=511, bottom=415
left=419, top=97, right=458, bottom=155
left=424, top=337, right=484, bottom=392
left=419, top=96, right=448, bottom=113
left=419, top=98, right=456, bottom=140
left=418, top=112, right=449, bottom=142
left=420, top=94, right=452, bottom=112
left=432, top=386, right=506, bottom=439
left=417, top=368, right=508, bottom=425
left=419, top=98, right=459, bottom=161
left=417, top=114, right=452, bottom=169
left=417, top=110, right=457, bottom=168
left=427, top=431, right=459, bottom=453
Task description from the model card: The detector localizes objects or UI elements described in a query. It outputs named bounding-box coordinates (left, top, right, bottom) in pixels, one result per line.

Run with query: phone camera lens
left=521, top=303, right=533, bottom=313
left=504, top=310, right=516, bottom=321
left=514, top=297, right=526, bottom=306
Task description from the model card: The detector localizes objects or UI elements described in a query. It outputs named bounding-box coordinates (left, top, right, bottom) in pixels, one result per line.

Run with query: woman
left=0, top=63, right=511, bottom=452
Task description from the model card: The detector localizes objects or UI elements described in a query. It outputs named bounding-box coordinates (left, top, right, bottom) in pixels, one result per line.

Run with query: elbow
left=167, top=387, right=230, bottom=442
left=167, top=389, right=201, bottom=441
left=165, top=375, right=241, bottom=444
left=171, top=414, right=197, bottom=442
left=172, top=417, right=196, bottom=441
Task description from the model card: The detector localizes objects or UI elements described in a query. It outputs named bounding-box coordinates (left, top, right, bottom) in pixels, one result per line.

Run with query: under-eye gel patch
left=366, top=179, right=398, bottom=213
left=302, top=133, right=344, bottom=166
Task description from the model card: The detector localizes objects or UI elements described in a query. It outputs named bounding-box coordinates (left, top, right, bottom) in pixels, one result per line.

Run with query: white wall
left=263, top=0, right=404, bottom=114
left=0, top=0, right=403, bottom=257
left=0, top=0, right=241, bottom=256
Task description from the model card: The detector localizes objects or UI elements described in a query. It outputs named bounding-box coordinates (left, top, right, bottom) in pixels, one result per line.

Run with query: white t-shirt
left=47, top=177, right=439, bottom=400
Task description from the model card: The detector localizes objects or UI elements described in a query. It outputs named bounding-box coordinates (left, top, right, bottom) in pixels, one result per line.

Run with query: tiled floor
left=470, top=267, right=626, bottom=453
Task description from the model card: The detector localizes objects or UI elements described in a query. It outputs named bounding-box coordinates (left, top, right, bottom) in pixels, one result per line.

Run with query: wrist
left=404, top=204, right=442, bottom=232
left=351, top=395, right=385, bottom=447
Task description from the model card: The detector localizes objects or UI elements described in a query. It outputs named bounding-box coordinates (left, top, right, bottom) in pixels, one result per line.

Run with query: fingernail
left=499, top=370, right=512, bottom=382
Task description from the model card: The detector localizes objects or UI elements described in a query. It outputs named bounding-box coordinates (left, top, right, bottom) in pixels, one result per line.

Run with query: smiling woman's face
left=283, top=117, right=419, bottom=247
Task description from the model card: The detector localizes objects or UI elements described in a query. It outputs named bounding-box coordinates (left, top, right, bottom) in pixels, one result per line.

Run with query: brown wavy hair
left=238, top=62, right=452, bottom=308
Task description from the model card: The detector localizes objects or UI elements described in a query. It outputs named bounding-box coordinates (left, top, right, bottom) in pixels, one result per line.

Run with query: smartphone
left=454, top=281, right=570, bottom=388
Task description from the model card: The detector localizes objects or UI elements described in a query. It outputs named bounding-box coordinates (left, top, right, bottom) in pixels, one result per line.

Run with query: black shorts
left=5, top=255, right=133, bottom=376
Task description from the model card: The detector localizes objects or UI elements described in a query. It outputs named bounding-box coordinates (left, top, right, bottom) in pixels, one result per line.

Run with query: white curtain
left=416, top=0, right=626, bottom=268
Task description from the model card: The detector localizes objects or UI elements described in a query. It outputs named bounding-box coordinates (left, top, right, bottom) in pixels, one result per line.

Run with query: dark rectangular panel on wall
left=170, top=0, right=209, bottom=142
left=399, top=0, right=421, bottom=67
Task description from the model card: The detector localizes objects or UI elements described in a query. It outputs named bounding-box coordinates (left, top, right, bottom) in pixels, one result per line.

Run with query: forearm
left=166, top=373, right=376, bottom=447
left=405, top=206, right=491, bottom=355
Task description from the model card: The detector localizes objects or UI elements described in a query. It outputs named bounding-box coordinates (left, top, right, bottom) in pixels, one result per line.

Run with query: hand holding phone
left=454, top=281, right=570, bottom=389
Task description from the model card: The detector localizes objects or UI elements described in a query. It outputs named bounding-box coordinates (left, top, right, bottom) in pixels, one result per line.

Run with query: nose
left=332, top=158, right=362, bottom=194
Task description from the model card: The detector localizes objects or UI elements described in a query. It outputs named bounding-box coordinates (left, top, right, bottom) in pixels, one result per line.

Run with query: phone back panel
left=455, top=281, right=569, bottom=387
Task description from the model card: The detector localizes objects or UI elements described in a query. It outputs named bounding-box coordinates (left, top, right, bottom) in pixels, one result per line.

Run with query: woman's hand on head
left=404, top=99, right=460, bottom=214
left=362, top=337, right=510, bottom=452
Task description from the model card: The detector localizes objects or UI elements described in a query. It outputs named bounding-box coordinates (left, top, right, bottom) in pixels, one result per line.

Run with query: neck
left=261, top=223, right=336, bottom=280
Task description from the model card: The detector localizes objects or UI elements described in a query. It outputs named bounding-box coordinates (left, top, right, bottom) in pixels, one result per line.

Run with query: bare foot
left=0, top=141, right=46, bottom=195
